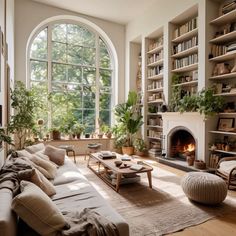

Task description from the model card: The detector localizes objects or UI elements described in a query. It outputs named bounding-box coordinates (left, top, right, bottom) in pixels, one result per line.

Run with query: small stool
left=86, top=143, right=102, bottom=160
left=181, top=172, right=227, bottom=205
left=58, top=145, right=76, bottom=163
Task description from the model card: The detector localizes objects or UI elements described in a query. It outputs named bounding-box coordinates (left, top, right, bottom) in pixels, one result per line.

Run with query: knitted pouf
left=181, top=172, right=227, bottom=205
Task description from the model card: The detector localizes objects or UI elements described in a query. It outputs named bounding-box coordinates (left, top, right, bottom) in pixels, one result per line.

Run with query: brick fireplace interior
left=169, top=129, right=196, bottom=159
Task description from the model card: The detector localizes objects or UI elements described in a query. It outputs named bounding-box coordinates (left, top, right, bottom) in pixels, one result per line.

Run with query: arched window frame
left=26, top=15, right=118, bottom=133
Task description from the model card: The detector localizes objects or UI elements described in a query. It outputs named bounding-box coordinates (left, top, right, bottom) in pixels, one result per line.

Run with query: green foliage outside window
left=29, top=23, right=113, bottom=136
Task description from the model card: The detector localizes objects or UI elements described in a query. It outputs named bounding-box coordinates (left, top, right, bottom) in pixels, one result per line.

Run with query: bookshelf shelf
left=209, top=72, right=236, bottom=80
left=147, top=45, right=163, bottom=54
left=147, top=74, right=163, bottom=80
left=209, top=50, right=236, bottom=62
left=172, top=63, right=198, bottom=73
left=147, top=59, right=164, bottom=67
left=209, top=130, right=236, bottom=136
left=172, top=80, right=198, bottom=87
left=210, top=9, right=236, bottom=26
left=172, top=45, right=198, bottom=58
left=209, top=31, right=236, bottom=44
left=172, top=28, right=198, bottom=43
left=147, top=88, right=163, bottom=93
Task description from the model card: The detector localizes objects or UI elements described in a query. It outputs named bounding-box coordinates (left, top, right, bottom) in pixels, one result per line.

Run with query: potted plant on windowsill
left=49, top=127, right=61, bottom=140
left=114, top=91, right=143, bottom=155
left=71, top=123, right=85, bottom=139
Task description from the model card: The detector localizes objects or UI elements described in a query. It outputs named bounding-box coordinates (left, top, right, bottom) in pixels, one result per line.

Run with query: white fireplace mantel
left=162, top=112, right=206, bottom=160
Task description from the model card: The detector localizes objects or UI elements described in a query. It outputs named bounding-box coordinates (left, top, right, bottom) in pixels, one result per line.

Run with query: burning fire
left=184, top=143, right=195, bottom=152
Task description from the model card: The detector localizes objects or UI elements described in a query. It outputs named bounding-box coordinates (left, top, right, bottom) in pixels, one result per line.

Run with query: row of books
left=210, top=45, right=227, bottom=58
left=173, top=36, right=198, bottom=55
left=148, top=37, right=163, bottom=51
left=173, top=53, right=198, bottom=69
left=173, top=16, right=198, bottom=39
left=148, top=130, right=162, bottom=139
left=147, top=80, right=163, bottom=90
left=148, top=50, right=164, bottom=64
left=147, top=65, right=163, bottom=78
left=148, top=148, right=161, bottom=157
left=222, top=0, right=236, bottom=14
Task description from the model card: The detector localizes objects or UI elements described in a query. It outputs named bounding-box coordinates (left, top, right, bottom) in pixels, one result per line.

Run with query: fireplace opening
left=169, top=129, right=196, bottom=159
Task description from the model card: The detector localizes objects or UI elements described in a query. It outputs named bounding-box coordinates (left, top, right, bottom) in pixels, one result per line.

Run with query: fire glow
left=184, top=143, right=195, bottom=152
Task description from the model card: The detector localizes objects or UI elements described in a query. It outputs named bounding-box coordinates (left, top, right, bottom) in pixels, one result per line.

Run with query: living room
left=0, top=0, right=236, bottom=235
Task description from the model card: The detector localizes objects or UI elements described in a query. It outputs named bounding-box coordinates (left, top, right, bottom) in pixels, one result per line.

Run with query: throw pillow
left=31, top=154, right=57, bottom=179
left=35, top=151, right=59, bottom=168
left=44, top=145, right=65, bottom=166
left=18, top=169, right=56, bottom=197
left=12, top=181, right=66, bottom=236
left=17, top=149, right=32, bottom=158
left=18, top=156, right=51, bottom=179
left=25, top=143, right=45, bottom=154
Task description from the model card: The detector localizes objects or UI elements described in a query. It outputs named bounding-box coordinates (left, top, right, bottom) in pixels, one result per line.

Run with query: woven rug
left=75, top=157, right=236, bottom=236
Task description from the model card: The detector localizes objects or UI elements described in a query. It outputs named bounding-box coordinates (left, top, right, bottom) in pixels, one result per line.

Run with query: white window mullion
left=95, top=34, right=100, bottom=133
left=48, top=24, right=53, bottom=129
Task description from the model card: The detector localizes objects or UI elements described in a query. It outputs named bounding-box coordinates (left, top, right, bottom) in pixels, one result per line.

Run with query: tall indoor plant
left=7, top=81, right=40, bottom=150
left=114, top=91, right=143, bottom=155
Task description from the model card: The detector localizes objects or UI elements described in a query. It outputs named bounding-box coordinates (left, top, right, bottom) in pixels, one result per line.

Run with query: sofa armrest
left=0, top=189, right=17, bottom=236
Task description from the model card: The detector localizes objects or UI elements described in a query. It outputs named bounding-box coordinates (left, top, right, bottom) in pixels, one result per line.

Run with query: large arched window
left=28, top=20, right=114, bottom=134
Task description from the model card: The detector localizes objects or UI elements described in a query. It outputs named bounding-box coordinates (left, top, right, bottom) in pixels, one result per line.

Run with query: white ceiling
left=33, top=0, right=159, bottom=24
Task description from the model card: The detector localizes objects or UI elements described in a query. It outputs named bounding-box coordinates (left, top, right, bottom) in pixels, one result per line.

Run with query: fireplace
left=162, top=112, right=207, bottom=161
left=169, top=127, right=196, bottom=159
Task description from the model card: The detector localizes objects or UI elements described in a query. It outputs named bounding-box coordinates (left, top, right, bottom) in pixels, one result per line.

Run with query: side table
left=58, top=145, right=76, bottom=163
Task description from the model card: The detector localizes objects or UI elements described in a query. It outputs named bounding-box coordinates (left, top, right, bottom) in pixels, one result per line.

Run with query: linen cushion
left=11, top=181, right=66, bottom=236
left=25, top=143, right=45, bottom=154
left=30, top=154, right=57, bottom=179
left=18, top=169, right=56, bottom=197
left=219, top=160, right=236, bottom=176
left=44, top=145, right=65, bottom=166
left=17, top=149, right=32, bottom=158
left=18, top=156, right=51, bottom=179
left=35, top=152, right=59, bottom=168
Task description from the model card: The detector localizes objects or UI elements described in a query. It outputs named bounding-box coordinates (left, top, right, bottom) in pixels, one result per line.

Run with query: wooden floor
left=74, top=155, right=236, bottom=236
left=155, top=162, right=236, bottom=236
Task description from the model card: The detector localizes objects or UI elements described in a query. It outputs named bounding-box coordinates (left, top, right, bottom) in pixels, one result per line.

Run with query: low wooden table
left=87, top=152, right=153, bottom=192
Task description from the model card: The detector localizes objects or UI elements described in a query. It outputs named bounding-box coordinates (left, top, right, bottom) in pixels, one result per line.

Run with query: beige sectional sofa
left=0, top=143, right=129, bottom=236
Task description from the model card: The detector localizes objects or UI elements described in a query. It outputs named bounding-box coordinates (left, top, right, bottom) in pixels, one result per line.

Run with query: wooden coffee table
left=87, top=152, right=153, bottom=192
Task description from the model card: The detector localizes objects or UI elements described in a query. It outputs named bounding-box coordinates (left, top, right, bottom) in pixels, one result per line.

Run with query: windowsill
left=41, top=137, right=114, bottom=142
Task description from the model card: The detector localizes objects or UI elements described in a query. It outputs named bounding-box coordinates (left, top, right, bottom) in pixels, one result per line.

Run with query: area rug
left=75, top=157, right=236, bottom=236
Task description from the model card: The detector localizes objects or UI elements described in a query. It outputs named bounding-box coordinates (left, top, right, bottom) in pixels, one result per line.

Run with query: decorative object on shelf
left=114, top=91, right=143, bottom=155
left=217, top=118, right=235, bottom=131
left=194, top=160, right=206, bottom=170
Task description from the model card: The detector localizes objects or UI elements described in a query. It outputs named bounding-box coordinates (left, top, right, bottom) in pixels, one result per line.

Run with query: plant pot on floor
left=52, top=131, right=61, bottom=140
left=122, top=146, right=134, bottom=155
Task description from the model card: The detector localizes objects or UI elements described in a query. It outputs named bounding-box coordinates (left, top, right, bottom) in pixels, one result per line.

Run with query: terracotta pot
left=186, top=155, right=195, bottom=166
left=135, top=150, right=145, bottom=157
left=122, top=146, right=134, bottom=155
left=194, top=160, right=206, bottom=169
left=76, top=133, right=81, bottom=139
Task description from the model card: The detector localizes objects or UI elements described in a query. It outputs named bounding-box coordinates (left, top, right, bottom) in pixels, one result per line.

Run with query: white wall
left=14, top=0, right=126, bottom=104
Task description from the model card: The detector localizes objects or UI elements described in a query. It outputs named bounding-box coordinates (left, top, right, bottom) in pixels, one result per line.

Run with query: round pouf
left=181, top=172, right=227, bottom=205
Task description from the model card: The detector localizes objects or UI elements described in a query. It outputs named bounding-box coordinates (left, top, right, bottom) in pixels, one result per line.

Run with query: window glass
left=29, top=23, right=113, bottom=135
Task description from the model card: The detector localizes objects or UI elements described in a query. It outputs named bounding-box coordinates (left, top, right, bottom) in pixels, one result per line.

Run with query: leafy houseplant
left=178, top=88, right=224, bottom=116
left=7, top=81, right=40, bottom=150
left=71, top=123, right=85, bottom=139
left=114, top=91, right=143, bottom=155
left=100, top=124, right=112, bottom=138
left=0, top=128, right=14, bottom=146
left=49, top=127, right=61, bottom=140
left=133, top=138, right=147, bottom=156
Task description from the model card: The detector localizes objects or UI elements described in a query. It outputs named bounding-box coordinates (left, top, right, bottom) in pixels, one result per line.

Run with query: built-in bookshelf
left=146, top=31, right=164, bottom=157
left=170, top=6, right=199, bottom=104
left=208, top=1, right=236, bottom=162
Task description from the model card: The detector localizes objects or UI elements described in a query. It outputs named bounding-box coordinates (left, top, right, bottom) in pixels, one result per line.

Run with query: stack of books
left=99, top=151, right=116, bottom=159
left=148, top=148, right=161, bottom=157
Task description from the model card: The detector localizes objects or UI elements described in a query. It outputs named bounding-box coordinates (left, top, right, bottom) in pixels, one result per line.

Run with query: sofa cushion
left=25, top=143, right=45, bottom=154
left=30, top=154, right=57, bottom=179
left=219, top=160, right=236, bottom=176
left=17, top=150, right=32, bottom=158
left=52, top=180, right=129, bottom=236
left=44, top=145, right=65, bottom=166
left=12, top=181, right=66, bottom=236
left=18, top=169, right=56, bottom=197
left=53, top=157, right=86, bottom=186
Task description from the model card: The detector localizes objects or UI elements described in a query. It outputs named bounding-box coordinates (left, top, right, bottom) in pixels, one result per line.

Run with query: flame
left=184, top=143, right=195, bottom=152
